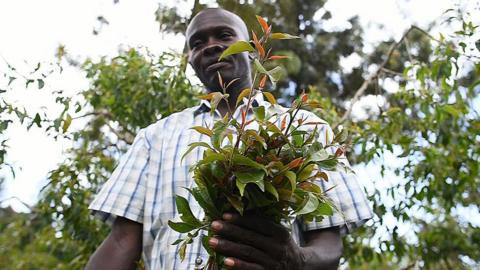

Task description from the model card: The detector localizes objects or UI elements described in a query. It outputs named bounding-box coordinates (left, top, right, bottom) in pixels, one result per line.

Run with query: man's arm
left=85, top=217, right=143, bottom=270
left=209, top=213, right=342, bottom=270
left=301, top=227, right=343, bottom=270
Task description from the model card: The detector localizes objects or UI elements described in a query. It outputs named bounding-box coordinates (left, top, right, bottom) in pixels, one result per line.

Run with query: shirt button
left=195, top=257, right=203, bottom=266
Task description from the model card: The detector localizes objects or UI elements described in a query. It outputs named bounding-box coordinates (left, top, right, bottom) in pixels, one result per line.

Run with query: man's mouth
left=205, top=61, right=231, bottom=72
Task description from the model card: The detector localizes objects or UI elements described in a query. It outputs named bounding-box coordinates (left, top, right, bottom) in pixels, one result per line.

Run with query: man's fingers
left=224, top=257, right=266, bottom=270
left=222, top=213, right=290, bottom=241
left=209, top=237, right=279, bottom=269
left=211, top=220, right=281, bottom=255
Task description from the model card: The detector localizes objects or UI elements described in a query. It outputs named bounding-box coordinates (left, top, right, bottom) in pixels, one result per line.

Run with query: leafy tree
left=0, top=49, right=200, bottom=269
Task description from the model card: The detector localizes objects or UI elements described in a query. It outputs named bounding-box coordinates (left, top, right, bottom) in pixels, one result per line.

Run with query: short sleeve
left=300, top=123, right=373, bottom=235
left=89, top=128, right=151, bottom=225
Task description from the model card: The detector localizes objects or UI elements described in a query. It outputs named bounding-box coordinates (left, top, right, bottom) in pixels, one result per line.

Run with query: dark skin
left=86, top=8, right=343, bottom=270
left=85, top=217, right=142, bottom=270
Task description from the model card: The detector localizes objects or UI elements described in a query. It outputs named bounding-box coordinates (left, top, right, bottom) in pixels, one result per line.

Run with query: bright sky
left=0, top=0, right=467, bottom=213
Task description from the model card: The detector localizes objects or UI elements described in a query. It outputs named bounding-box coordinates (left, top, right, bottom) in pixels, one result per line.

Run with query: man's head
left=186, top=8, right=252, bottom=93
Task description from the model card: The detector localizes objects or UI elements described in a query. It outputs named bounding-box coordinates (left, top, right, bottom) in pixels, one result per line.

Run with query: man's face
left=187, top=9, right=251, bottom=93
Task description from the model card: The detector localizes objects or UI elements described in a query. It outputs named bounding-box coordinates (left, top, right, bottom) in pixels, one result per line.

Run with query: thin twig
left=335, top=25, right=428, bottom=128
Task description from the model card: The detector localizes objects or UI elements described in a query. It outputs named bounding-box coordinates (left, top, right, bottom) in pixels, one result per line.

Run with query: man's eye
left=192, top=40, right=203, bottom=48
left=220, top=32, right=233, bottom=39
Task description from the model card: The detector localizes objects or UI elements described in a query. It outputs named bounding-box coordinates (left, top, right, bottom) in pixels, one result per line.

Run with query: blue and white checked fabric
left=89, top=94, right=373, bottom=270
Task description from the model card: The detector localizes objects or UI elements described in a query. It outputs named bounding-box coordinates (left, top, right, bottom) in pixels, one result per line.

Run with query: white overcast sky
left=0, top=0, right=472, bottom=212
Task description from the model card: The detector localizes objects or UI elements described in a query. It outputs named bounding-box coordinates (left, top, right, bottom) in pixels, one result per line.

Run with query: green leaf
left=168, top=220, right=197, bottom=233
left=308, top=142, right=327, bottom=161
left=442, top=105, right=461, bottom=118
left=175, top=195, right=202, bottom=227
left=202, top=235, right=214, bottom=255
left=232, top=153, right=266, bottom=172
left=210, top=92, right=225, bottom=114
left=271, top=33, right=300, bottom=40
left=191, top=126, right=213, bottom=137
left=295, top=192, right=319, bottom=215
left=298, top=164, right=315, bottom=182
left=179, top=241, right=187, bottom=261
left=292, top=134, right=303, bottom=147
left=62, top=114, right=72, bottom=133
left=265, top=181, right=279, bottom=201
left=316, top=159, right=338, bottom=171
left=218, top=40, right=255, bottom=61
left=37, top=79, right=45, bottom=89
left=263, top=92, right=277, bottom=105
left=197, top=151, right=226, bottom=166
left=313, top=202, right=334, bottom=216
left=181, top=142, right=212, bottom=162
left=253, top=106, right=265, bottom=121
left=188, top=187, right=220, bottom=217
left=268, top=66, right=283, bottom=86
left=33, top=113, right=41, bottom=128
left=171, top=238, right=184, bottom=245
left=254, top=59, right=268, bottom=74
left=285, top=171, right=297, bottom=190
left=236, top=88, right=251, bottom=106
left=211, top=121, right=228, bottom=149
left=333, top=128, right=348, bottom=143
left=234, top=170, right=265, bottom=196
left=226, top=195, right=244, bottom=215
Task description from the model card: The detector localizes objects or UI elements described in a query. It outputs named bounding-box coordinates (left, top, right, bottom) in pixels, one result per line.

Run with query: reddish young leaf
left=301, top=94, right=309, bottom=102
left=256, top=15, right=269, bottom=33
left=259, top=74, right=268, bottom=88
left=287, top=157, right=304, bottom=169
left=241, top=108, right=247, bottom=124
left=252, top=30, right=265, bottom=58
left=335, top=147, right=345, bottom=157
left=281, top=115, right=288, bottom=131
left=245, top=119, right=255, bottom=126
left=268, top=55, right=289, bottom=60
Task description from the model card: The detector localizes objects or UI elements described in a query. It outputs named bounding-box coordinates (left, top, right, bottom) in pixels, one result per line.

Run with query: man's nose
left=203, top=38, right=224, bottom=56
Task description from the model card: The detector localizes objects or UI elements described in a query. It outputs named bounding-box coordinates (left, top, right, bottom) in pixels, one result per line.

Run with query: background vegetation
left=0, top=0, right=479, bottom=269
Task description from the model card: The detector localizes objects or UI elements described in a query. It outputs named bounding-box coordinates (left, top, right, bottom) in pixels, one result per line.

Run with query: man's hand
left=207, top=213, right=303, bottom=269
left=209, top=213, right=342, bottom=270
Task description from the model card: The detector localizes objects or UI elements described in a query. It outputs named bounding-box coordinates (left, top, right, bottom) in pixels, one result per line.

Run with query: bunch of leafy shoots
left=168, top=15, right=349, bottom=269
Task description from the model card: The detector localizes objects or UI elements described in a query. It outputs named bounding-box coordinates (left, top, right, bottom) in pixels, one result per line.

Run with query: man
left=86, top=8, right=372, bottom=270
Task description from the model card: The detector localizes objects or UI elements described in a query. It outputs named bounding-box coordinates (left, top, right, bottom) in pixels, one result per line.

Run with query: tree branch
left=335, top=25, right=434, bottom=128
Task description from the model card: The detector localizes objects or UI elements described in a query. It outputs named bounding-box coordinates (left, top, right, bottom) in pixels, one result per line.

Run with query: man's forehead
left=186, top=9, right=248, bottom=40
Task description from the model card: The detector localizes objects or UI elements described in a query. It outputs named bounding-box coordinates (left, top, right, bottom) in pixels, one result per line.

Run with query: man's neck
left=209, top=77, right=252, bottom=117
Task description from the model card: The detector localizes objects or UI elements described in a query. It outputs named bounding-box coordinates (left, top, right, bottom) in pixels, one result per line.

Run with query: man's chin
left=205, top=72, right=237, bottom=89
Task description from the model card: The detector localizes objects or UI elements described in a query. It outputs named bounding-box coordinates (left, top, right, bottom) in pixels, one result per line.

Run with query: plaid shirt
left=89, top=95, right=373, bottom=270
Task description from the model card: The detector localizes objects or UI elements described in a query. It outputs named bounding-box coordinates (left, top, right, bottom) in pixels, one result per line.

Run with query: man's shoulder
left=142, top=105, right=200, bottom=139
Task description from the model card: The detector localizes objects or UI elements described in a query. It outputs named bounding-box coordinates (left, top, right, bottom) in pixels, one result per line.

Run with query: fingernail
left=224, top=258, right=235, bottom=267
left=211, top=221, right=223, bottom=231
left=223, top=213, right=233, bottom=221
left=208, top=237, right=218, bottom=248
